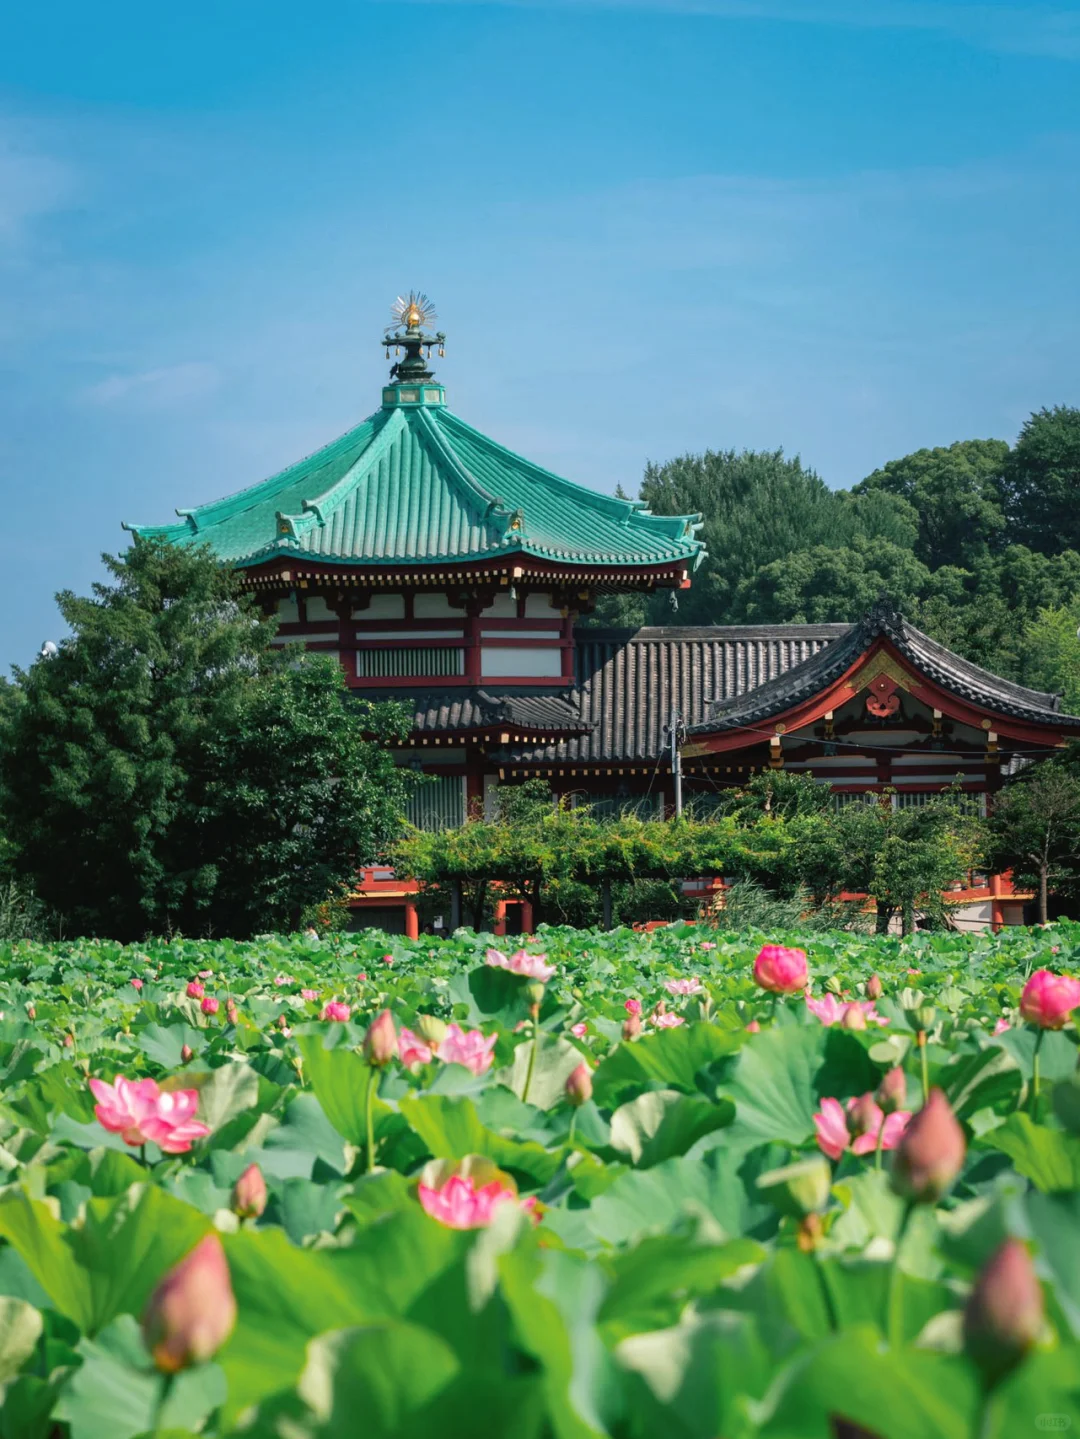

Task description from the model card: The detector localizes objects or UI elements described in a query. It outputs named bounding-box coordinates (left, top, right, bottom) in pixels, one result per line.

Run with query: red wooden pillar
left=561, top=611, right=575, bottom=682
left=520, top=900, right=534, bottom=934
left=466, top=754, right=484, bottom=819
left=334, top=598, right=356, bottom=686
left=465, top=602, right=482, bottom=684
left=990, top=873, right=1004, bottom=934
left=493, top=899, right=507, bottom=937
left=405, top=901, right=420, bottom=940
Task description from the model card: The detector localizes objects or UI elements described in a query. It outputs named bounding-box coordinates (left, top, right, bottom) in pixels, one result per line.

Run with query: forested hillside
left=588, top=406, right=1080, bottom=708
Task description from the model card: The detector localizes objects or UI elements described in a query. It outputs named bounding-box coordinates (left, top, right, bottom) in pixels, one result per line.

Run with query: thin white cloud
left=384, top=0, right=1080, bottom=59
left=0, top=133, right=74, bottom=244
left=82, top=362, right=221, bottom=410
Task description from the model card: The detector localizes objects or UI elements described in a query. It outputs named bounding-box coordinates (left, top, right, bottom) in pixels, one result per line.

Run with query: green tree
left=0, top=540, right=412, bottom=938
left=854, top=439, right=1009, bottom=570
left=1019, top=603, right=1080, bottom=714
left=986, top=762, right=1080, bottom=925
left=636, top=448, right=906, bottom=625
left=1005, top=407, right=1080, bottom=555
left=736, top=537, right=931, bottom=624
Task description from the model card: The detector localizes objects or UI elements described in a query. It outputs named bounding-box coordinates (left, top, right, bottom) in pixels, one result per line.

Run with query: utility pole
left=666, top=704, right=686, bottom=818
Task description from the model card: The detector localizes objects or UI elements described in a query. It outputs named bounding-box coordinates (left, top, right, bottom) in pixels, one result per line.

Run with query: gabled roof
left=125, top=401, right=704, bottom=574
left=690, top=602, right=1080, bottom=734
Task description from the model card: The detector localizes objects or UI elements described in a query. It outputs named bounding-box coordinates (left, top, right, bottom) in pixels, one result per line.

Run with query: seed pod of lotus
left=416, top=1013, right=449, bottom=1046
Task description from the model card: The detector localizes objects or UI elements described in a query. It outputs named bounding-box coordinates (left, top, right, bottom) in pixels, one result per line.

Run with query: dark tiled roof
left=376, top=689, right=589, bottom=735
left=691, top=601, right=1080, bottom=733
left=506, top=624, right=846, bottom=763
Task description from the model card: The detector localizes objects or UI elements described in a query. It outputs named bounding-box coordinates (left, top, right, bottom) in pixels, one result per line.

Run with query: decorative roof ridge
left=435, top=408, right=705, bottom=550
left=275, top=407, right=407, bottom=538
left=124, top=409, right=390, bottom=540
left=580, top=623, right=853, bottom=643
left=690, top=604, right=1080, bottom=732
left=411, top=406, right=514, bottom=536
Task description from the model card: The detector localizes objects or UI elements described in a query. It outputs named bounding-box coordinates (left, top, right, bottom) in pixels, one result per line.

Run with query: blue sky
left=2, top=0, right=1079, bottom=669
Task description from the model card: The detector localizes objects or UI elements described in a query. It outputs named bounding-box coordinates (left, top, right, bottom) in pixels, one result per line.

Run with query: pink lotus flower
left=664, top=978, right=704, bottom=996
left=273, top=975, right=292, bottom=987
left=907, top=968, right=922, bottom=976
left=746, top=1019, right=761, bottom=1033
left=63, top=1033, right=74, bottom=1048
left=321, top=1001, right=351, bottom=1022
left=570, top=1021, right=587, bottom=1038
left=358, top=972, right=368, bottom=981
left=993, top=1017, right=1011, bottom=1036
left=653, top=1012, right=685, bottom=1029
left=381, top=955, right=394, bottom=966
left=806, top=994, right=889, bottom=1028
left=814, top=1094, right=911, bottom=1161
left=201, top=996, right=219, bottom=1016
left=301, top=989, right=319, bottom=1002
left=186, top=980, right=205, bottom=999
left=1019, top=969, right=1080, bottom=1030
left=399, top=1027, right=434, bottom=1069
left=418, top=1173, right=537, bottom=1230
left=89, top=1076, right=210, bottom=1153
left=624, top=999, right=642, bottom=1017
left=436, top=1024, right=497, bottom=1075
left=130, top=978, right=143, bottom=992
left=698, top=941, right=716, bottom=951
left=147, top=1088, right=213, bottom=1154
left=753, top=945, right=808, bottom=994
left=198, top=970, right=213, bottom=978
left=485, top=948, right=556, bottom=982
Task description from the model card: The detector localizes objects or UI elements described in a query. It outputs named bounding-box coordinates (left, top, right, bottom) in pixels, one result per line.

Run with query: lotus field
left=0, top=925, right=1079, bottom=1437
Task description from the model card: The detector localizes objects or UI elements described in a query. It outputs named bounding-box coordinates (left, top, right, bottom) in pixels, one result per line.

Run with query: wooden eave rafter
left=682, top=637, right=1080, bottom=758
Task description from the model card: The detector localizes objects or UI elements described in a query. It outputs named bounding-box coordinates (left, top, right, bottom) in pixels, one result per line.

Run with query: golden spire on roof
left=389, top=291, right=438, bottom=333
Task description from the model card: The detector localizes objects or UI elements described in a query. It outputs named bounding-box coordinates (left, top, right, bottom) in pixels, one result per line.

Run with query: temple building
left=126, top=294, right=1080, bottom=933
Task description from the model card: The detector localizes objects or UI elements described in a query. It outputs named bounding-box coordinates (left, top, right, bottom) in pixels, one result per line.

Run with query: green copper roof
left=125, top=398, right=705, bottom=572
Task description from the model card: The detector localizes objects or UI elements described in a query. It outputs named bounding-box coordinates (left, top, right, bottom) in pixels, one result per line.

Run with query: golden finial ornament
left=389, top=291, right=438, bottom=333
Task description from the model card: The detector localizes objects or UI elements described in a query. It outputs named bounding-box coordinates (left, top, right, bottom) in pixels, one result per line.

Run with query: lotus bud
left=276, top=1012, right=289, bottom=1031
left=963, top=1239, right=1044, bottom=1384
left=746, top=1019, right=761, bottom=1033
left=525, top=980, right=546, bottom=1010
left=142, top=1234, right=237, bottom=1373
left=825, top=975, right=844, bottom=997
left=362, top=1009, right=398, bottom=1067
left=876, top=1067, right=907, bottom=1114
left=231, top=1162, right=268, bottom=1220
left=416, top=1014, right=449, bottom=1046
left=841, top=1003, right=867, bottom=1031
left=180, top=1044, right=193, bottom=1064
left=756, top=1156, right=832, bottom=1220
left=866, top=973, right=883, bottom=1001
left=565, top=1062, right=592, bottom=1108
left=891, top=1088, right=965, bottom=1203
left=26, top=1005, right=35, bottom=1020
left=622, top=1013, right=642, bottom=1041
left=63, top=1033, right=74, bottom=1049
left=847, top=1092, right=880, bottom=1138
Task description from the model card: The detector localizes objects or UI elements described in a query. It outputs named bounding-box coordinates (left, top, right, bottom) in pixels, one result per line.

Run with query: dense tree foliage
left=987, top=758, right=1080, bottom=925
left=584, top=408, right=1080, bottom=701
left=391, top=776, right=981, bottom=932
left=0, top=541, right=413, bottom=939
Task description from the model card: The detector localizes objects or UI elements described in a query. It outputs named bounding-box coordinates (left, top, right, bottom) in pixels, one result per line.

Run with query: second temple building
left=127, top=296, right=1080, bottom=933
